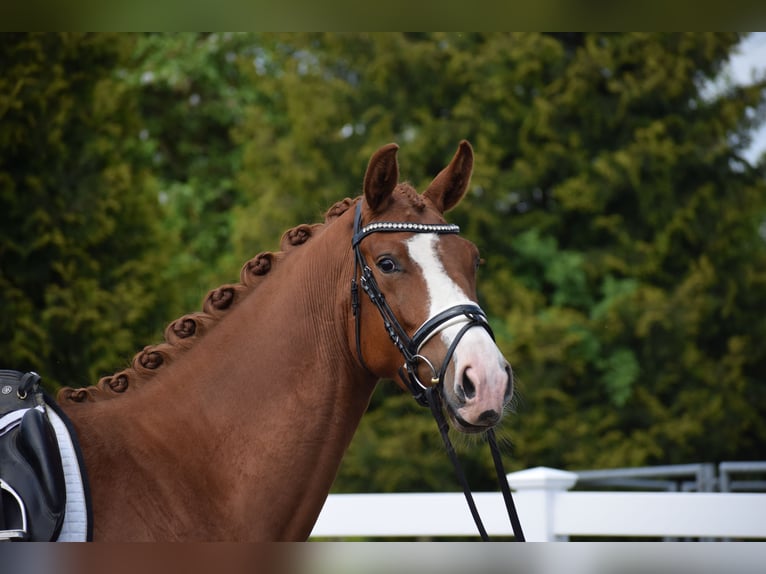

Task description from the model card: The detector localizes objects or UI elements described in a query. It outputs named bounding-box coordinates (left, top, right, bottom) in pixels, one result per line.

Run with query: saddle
left=0, top=370, right=78, bottom=541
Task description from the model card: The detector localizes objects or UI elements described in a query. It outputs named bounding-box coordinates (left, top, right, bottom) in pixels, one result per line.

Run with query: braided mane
left=57, top=198, right=357, bottom=404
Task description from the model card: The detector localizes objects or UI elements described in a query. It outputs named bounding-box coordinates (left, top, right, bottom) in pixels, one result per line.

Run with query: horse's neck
left=67, top=220, right=377, bottom=540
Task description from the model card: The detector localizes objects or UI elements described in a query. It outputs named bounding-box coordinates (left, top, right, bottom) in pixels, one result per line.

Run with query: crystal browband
left=352, top=221, right=460, bottom=246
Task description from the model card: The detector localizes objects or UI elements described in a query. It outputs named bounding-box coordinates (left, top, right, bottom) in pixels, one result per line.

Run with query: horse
left=55, top=140, right=514, bottom=541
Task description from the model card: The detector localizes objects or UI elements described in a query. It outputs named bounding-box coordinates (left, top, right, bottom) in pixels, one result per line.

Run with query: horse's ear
left=363, top=143, right=400, bottom=212
left=423, top=140, right=474, bottom=213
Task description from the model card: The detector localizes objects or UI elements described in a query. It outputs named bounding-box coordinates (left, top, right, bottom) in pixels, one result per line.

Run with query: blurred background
left=2, top=33, right=765, bottom=495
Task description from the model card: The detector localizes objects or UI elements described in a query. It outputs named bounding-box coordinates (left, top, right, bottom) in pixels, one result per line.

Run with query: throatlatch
left=351, top=200, right=525, bottom=541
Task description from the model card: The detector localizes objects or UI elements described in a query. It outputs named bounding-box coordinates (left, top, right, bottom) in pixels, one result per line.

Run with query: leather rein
left=350, top=201, right=525, bottom=541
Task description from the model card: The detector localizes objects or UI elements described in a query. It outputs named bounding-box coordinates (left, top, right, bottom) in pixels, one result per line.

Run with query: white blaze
left=405, top=234, right=496, bottom=360
left=406, top=234, right=472, bottom=342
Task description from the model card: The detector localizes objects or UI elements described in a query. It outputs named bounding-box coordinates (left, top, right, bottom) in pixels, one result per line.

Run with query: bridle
left=350, top=200, right=525, bottom=541
left=351, top=201, right=491, bottom=405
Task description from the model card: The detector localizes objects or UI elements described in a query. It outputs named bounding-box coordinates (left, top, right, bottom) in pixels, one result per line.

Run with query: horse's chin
left=445, top=403, right=496, bottom=434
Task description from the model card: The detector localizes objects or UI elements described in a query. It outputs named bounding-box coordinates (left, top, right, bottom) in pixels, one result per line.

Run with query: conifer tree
left=0, top=33, right=175, bottom=390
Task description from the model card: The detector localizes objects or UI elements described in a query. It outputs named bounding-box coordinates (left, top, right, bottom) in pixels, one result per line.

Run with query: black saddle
left=0, top=370, right=66, bottom=541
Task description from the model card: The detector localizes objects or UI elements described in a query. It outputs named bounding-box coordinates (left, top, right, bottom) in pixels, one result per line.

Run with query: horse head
left=352, top=141, right=513, bottom=433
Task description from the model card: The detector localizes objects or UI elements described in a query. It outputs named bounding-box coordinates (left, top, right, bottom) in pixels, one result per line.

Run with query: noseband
left=350, top=200, right=525, bottom=541
left=351, top=201, right=493, bottom=406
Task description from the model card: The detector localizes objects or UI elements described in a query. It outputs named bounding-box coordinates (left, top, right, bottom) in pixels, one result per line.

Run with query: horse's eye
left=376, top=257, right=399, bottom=274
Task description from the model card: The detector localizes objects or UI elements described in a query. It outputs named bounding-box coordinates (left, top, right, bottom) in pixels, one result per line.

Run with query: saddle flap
left=19, top=408, right=66, bottom=511
left=0, top=408, right=66, bottom=541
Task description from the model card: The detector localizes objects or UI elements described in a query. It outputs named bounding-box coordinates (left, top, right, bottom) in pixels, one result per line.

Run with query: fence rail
left=311, top=464, right=766, bottom=541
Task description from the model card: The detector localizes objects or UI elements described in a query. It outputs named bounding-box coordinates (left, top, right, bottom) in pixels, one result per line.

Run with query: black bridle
left=351, top=202, right=491, bottom=405
left=350, top=201, right=525, bottom=541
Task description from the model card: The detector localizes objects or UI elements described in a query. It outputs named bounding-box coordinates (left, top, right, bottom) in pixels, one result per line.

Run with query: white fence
left=311, top=466, right=766, bottom=541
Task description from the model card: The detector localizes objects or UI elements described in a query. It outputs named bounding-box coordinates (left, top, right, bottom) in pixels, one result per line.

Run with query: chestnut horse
left=57, top=141, right=514, bottom=541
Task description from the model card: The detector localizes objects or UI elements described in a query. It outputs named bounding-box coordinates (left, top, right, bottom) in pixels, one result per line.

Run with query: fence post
left=506, top=466, right=578, bottom=541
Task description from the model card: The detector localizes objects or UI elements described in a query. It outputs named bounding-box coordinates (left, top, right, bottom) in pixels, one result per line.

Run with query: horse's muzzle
left=444, top=361, right=513, bottom=433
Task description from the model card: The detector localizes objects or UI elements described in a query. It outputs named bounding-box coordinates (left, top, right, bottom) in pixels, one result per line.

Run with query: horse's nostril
left=461, top=370, right=476, bottom=400
left=504, top=365, right=513, bottom=402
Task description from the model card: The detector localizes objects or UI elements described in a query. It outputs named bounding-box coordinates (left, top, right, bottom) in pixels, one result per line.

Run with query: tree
left=0, top=33, right=176, bottom=390
left=475, top=33, right=766, bottom=469
left=124, top=33, right=265, bottom=311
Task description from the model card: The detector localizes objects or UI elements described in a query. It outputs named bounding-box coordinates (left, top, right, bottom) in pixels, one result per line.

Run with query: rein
left=351, top=201, right=525, bottom=541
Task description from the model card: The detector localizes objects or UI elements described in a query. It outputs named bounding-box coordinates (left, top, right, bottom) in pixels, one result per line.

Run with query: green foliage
left=484, top=32, right=766, bottom=470
left=3, top=33, right=765, bottom=495
left=0, top=33, right=176, bottom=390
left=123, top=33, right=264, bottom=308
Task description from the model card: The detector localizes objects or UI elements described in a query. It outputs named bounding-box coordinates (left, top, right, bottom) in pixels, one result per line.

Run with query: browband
left=352, top=219, right=460, bottom=247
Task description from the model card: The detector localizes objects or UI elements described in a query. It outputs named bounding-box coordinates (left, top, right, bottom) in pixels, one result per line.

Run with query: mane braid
left=57, top=198, right=357, bottom=404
